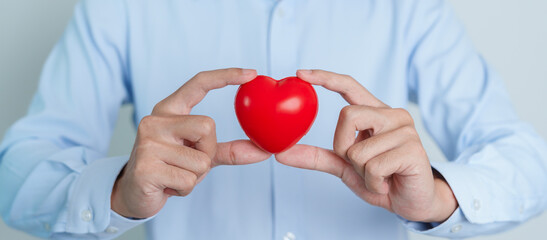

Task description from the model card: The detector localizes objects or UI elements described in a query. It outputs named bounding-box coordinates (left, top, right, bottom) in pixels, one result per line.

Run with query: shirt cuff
left=91, top=210, right=150, bottom=239
left=401, top=207, right=468, bottom=238
left=400, top=160, right=520, bottom=238
left=63, top=153, right=148, bottom=234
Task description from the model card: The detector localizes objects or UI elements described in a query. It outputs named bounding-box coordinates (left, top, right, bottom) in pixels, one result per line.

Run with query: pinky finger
left=157, top=165, right=198, bottom=196
left=362, top=146, right=410, bottom=194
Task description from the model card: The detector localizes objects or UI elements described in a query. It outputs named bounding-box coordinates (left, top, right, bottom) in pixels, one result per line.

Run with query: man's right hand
left=111, top=68, right=271, bottom=219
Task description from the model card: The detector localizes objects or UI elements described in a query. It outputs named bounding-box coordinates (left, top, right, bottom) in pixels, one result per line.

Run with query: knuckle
left=346, top=144, right=363, bottom=163
left=340, top=105, right=369, bottom=123
left=332, top=143, right=347, bottom=160
left=195, top=116, right=216, bottom=135
left=394, top=108, right=414, bottom=124
left=365, top=157, right=386, bottom=179
left=182, top=186, right=196, bottom=197
left=182, top=173, right=198, bottom=190
left=179, top=189, right=191, bottom=197
left=172, top=171, right=197, bottom=196
left=138, top=115, right=155, bottom=131
left=191, top=71, right=210, bottom=86
left=394, top=107, right=408, bottom=115
left=400, top=125, right=416, bottom=136
left=340, top=105, right=356, bottom=120
left=135, top=182, right=155, bottom=198
left=195, top=153, right=212, bottom=173
left=151, top=101, right=167, bottom=114
left=194, top=71, right=207, bottom=80
left=136, top=137, right=155, bottom=152
left=138, top=115, right=166, bottom=134
left=364, top=161, right=378, bottom=178
left=341, top=74, right=355, bottom=82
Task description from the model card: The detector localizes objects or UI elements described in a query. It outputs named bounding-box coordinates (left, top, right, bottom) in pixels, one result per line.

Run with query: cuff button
left=450, top=224, right=462, bottom=233
left=473, top=199, right=481, bottom=211
left=106, top=226, right=119, bottom=234
left=81, top=209, right=93, bottom=222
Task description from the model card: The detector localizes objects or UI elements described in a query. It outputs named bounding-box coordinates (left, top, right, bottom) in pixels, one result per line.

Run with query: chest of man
left=124, top=1, right=410, bottom=239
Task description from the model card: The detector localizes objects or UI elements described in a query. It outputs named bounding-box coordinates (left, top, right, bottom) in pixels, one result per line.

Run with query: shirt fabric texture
left=1, top=0, right=547, bottom=239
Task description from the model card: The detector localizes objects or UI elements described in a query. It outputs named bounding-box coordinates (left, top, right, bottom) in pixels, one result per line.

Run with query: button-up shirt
left=1, top=0, right=546, bottom=239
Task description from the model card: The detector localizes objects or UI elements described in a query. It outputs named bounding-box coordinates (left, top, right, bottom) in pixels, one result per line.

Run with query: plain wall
left=1, top=0, right=546, bottom=239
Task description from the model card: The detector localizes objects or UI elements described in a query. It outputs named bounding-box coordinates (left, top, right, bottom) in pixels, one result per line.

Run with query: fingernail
left=242, top=69, right=257, bottom=76
left=297, top=69, right=312, bottom=75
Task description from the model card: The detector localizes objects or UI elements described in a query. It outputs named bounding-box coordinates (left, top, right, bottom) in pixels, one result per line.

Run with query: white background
left=1, top=0, right=546, bottom=239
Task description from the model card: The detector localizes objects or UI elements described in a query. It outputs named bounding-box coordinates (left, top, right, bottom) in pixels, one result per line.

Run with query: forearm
left=0, top=140, right=142, bottom=237
left=403, top=123, right=547, bottom=237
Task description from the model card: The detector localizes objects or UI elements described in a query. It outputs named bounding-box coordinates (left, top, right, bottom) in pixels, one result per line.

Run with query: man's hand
left=111, top=68, right=272, bottom=219
left=275, top=70, right=458, bottom=222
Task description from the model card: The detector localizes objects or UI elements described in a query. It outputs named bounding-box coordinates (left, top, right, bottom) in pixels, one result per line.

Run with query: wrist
left=426, top=172, right=458, bottom=223
left=111, top=166, right=133, bottom=218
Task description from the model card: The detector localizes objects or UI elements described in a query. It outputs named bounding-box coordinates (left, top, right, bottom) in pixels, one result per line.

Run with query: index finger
left=296, top=69, right=387, bottom=108
left=154, top=68, right=257, bottom=115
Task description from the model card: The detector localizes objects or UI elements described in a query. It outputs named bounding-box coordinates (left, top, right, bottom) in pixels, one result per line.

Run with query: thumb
left=275, top=144, right=349, bottom=178
left=276, top=145, right=390, bottom=209
left=213, top=140, right=271, bottom=166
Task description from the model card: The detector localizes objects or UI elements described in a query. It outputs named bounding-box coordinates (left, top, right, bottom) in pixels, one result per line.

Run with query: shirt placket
left=268, top=1, right=303, bottom=240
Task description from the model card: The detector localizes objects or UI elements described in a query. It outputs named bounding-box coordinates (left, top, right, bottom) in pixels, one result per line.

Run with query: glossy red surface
left=235, top=75, right=318, bottom=153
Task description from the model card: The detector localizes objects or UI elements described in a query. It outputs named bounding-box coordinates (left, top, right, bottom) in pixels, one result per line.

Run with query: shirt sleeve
left=401, top=0, right=547, bottom=238
left=0, top=0, right=149, bottom=238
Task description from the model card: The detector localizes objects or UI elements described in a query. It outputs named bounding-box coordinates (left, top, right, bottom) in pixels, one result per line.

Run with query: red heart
left=235, top=75, right=318, bottom=153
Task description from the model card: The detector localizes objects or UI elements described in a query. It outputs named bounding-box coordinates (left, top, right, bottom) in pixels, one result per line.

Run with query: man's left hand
left=275, top=69, right=458, bottom=223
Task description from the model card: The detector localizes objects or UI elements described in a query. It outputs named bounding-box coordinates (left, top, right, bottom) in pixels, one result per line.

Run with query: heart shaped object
left=235, top=75, right=318, bottom=153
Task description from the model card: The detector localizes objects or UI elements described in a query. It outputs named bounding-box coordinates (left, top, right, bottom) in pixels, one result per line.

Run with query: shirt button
left=283, top=232, right=296, bottom=240
left=451, top=224, right=462, bottom=233
left=81, top=210, right=93, bottom=222
left=473, top=199, right=481, bottom=211
left=520, top=204, right=525, bottom=214
left=105, top=226, right=119, bottom=234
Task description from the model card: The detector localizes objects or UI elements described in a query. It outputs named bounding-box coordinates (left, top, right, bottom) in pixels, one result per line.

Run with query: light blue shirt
left=1, top=0, right=547, bottom=239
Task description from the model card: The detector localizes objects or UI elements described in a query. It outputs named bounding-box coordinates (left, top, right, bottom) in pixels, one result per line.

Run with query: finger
left=276, top=144, right=396, bottom=208
left=155, top=164, right=198, bottom=197
left=346, top=126, right=415, bottom=178
left=151, top=143, right=211, bottom=177
left=213, top=140, right=272, bottom=166
left=296, top=69, right=387, bottom=107
left=362, top=144, right=419, bottom=194
left=154, top=68, right=257, bottom=115
left=138, top=115, right=218, bottom=159
left=333, top=106, right=414, bottom=160
left=275, top=144, right=350, bottom=179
